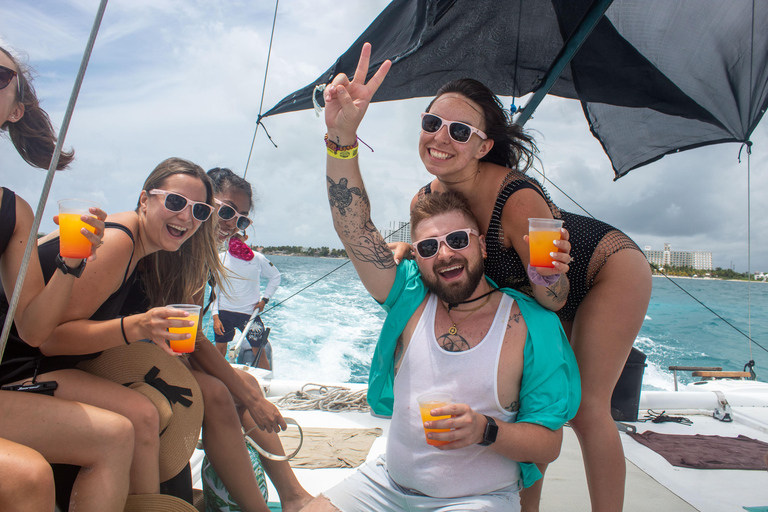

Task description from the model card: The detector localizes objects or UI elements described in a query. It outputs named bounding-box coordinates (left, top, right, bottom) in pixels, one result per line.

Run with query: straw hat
left=78, top=342, right=203, bottom=482
left=123, top=493, right=199, bottom=512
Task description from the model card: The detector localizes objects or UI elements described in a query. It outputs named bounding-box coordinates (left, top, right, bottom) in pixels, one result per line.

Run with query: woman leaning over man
left=1, top=44, right=133, bottom=511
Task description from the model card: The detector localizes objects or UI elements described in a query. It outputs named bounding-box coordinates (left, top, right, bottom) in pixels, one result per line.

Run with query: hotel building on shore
left=643, top=243, right=713, bottom=270
left=382, top=221, right=411, bottom=244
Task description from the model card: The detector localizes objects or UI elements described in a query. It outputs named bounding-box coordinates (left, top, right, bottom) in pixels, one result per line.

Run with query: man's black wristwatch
left=478, top=415, right=499, bottom=446
left=262, top=297, right=269, bottom=304
left=55, top=254, right=87, bottom=278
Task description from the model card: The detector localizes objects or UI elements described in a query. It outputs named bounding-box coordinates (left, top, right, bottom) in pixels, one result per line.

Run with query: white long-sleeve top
left=212, top=251, right=281, bottom=316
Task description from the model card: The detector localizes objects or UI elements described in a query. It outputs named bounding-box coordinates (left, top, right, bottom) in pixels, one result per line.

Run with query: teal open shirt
left=366, top=260, right=581, bottom=488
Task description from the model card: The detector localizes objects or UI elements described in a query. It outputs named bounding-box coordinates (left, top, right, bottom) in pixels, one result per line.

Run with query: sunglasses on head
left=215, top=199, right=252, bottom=230
left=149, top=189, right=213, bottom=222
left=0, top=65, right=23, bottom=102
left=421, top=113, right=487, bottom=144
left=413, top=228, right=479, bottom=259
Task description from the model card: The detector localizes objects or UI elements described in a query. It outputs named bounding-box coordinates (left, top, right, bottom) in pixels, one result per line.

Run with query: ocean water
left=204, top=256, right=768, bottom=390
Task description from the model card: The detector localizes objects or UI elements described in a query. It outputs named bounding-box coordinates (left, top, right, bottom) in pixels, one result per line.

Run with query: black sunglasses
left=413, top=228, right=479, bottom=259
left=215, top=199, right=252, bottom=230
left=421, top=113, right=487, bottom=143
left=149, top=189, right=213, bottom=222
left=0, top=65, right=23, bottom=101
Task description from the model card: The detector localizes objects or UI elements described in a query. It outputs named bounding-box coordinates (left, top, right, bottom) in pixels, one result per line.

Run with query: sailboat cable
left=243, top=0, right=280, bottom=180
left=746, top=0, right=755, bottom=361
left=0, top=0, right=108, bottom=360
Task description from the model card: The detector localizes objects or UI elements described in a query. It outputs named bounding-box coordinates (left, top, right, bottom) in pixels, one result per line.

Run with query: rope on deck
left=275, top=383, right=371, bottom=412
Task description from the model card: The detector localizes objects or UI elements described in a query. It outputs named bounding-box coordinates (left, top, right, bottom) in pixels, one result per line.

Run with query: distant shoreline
left=653, top=275, right=767, bottom=283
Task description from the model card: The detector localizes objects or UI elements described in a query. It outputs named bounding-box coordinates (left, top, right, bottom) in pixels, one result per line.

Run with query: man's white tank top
left=386, top=293, right=521, bottom=498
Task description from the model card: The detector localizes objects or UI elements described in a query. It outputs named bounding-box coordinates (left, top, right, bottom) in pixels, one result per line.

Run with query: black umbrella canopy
left=263, top=0, right=768, bottom=179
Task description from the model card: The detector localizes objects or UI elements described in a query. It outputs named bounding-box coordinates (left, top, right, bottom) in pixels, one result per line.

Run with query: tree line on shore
left=651, top=265, right=765, bottom=281
left=260, top=245, right=348, bottom=258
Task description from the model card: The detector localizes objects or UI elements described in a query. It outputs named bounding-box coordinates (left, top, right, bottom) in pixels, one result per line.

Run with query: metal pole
left=0, top=0, right=109, bottom=359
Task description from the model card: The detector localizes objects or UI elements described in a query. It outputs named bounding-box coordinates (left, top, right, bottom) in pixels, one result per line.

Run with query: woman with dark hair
left=1, top=45, right=134, bottom=512
left=340, top=46, right=652, bottom=512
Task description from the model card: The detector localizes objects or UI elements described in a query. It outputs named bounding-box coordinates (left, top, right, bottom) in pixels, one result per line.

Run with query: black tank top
left=0, top=221, right=137, bottom=385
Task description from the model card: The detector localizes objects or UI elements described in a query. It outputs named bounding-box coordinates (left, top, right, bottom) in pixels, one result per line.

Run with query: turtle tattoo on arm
left=327, top=176, right=362, bottom=216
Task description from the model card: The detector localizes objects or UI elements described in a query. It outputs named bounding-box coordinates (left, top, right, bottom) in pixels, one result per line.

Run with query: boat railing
left=668, top=365, right=754, bottom=391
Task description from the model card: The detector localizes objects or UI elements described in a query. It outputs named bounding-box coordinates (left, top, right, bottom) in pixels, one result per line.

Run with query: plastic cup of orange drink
left=417, top=392, right=452, bottom=446
left=57, top=199, right=100, bottom=259
left=528, top=218, right=564, bottom=268
left=166, top=304, right=201, bottom=353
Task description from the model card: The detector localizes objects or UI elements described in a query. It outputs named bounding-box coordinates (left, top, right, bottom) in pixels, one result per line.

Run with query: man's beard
left=421, top=255, right=485, bottom=304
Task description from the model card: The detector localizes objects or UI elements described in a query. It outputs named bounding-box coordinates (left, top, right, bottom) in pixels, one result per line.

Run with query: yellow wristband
left=327, top=146, right=359, bottom=159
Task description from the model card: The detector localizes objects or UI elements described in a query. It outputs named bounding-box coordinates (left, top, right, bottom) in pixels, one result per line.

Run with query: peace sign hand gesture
left=324, top=42, right=391, bottom=146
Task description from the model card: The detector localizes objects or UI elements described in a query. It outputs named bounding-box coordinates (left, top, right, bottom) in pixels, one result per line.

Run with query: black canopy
left=263, top=0, right=768, bottom=179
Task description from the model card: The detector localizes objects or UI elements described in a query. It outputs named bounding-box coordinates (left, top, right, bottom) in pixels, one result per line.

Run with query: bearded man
left=301, top=44, right=580, bottom=512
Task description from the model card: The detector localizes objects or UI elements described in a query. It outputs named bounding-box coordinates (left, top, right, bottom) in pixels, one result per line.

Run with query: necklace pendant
left=448, top=325, right=458, bottom=335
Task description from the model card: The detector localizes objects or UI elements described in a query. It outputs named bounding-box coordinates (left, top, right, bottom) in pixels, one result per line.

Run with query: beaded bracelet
left=325, top=133, right=359, bottom=160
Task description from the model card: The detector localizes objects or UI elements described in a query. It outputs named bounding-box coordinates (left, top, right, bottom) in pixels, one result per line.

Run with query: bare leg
left=45, top=369, right=161, bottom=494
left=235, top=369, right=312, bottom=512
left=0, top=391, right=134, bottom=511
left=216, top=342, right=228, bottom=358
left=568, top=249, right=652, bottom=512
left=193, top=370, right=271, bottom=512
left=0, top=437, right=55, bottom=512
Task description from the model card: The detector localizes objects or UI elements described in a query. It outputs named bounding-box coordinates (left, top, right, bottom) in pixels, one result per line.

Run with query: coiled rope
left=275, top=383, right=370, bottom=412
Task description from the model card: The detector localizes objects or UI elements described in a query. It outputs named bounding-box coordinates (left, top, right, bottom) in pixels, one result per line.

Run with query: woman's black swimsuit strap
left=0, top=187, right=17, bottom=256
left=1, top=222, right=137, bottom=385
left=38, top=221, right=137, bottom=321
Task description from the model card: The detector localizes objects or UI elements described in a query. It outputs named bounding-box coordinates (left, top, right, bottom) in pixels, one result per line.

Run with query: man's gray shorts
left=322, top=455, right=521, bottom=511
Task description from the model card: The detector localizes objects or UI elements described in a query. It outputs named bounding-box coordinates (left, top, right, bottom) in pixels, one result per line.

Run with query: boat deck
left=191, top=377, right=768, bottom=511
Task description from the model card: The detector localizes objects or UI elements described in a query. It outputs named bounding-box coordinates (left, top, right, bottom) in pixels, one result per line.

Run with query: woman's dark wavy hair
left=427, top=78, right=537, bottom=173
left=207, top=167, right=254, bottom=212
left=1, top=46, right=74, bottom=170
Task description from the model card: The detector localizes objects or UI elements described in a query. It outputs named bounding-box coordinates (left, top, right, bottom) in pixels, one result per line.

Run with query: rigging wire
left=0, top=0, right=108, bottom=359
left=243, top=0, right=280, bottom=180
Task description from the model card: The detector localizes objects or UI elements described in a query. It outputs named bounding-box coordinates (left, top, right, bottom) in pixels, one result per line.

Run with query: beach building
left=643, top=243, right=713, bottom=270
left=382, top=221, right=411, bottom=244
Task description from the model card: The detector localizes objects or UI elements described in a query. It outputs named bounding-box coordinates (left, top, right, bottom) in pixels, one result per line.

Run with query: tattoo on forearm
left=437, top=332, right=471, bottom=352
left=327, top=176, right=363, bottom=216
left=348, top=242, right=395, bottom=269
left=546, top=275, right=568, bottom=302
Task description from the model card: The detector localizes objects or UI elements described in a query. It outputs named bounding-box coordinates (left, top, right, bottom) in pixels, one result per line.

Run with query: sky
left=1, top=0, right=766, bottom=272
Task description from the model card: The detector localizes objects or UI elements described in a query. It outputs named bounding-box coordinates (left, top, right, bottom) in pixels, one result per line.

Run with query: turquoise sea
left=204, top=255, right=768, bottom=390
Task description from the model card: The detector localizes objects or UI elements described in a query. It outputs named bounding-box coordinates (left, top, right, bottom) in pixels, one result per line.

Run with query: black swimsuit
left=0, top=218, right=137, bottom=386
left=420, top=172, right=642, bottom=321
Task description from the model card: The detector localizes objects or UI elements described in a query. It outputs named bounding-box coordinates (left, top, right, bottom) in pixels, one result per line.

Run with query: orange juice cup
left=57, top=199, right=99, bottom=259
left=417, top=392, right=452, bottom=446
left=528, top=218, right=564, bottom=268
left=166, top=304, right=201, bottom=353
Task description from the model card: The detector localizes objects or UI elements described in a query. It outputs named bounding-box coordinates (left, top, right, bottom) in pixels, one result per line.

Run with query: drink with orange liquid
left=528, top=218, right=563, bottom=268
left=417, top=392, right=452, bottom=446
left=57, top=199, right=99, bottom=259
left=166, top=304, right=201, bottom=353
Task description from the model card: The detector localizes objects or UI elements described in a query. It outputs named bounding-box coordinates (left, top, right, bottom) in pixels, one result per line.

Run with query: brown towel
left=279, top=427, right=383, bottom=469
left=628, top=430, right=768, bottom=470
